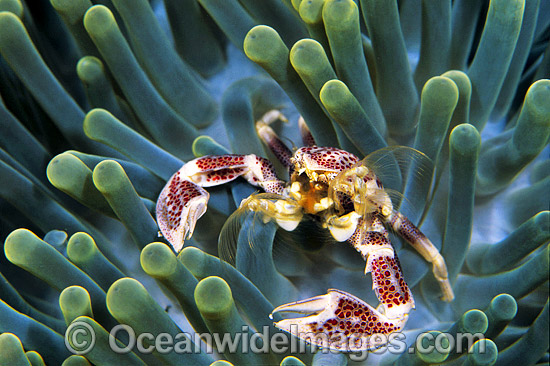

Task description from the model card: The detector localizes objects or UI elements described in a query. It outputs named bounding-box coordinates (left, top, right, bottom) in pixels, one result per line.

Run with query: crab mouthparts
left=289, top=177, right=334, bottom=215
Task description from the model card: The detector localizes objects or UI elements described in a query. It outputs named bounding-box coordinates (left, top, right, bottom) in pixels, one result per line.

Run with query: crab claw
left=326, top=211, right=361, bottom=242
left=271, top=289, right=408, bottom=352
left=239, top=195, right=303, bottom=232
left=156, top=178, right=209, bottom=253
left=178, top=195, right=208, bottom=241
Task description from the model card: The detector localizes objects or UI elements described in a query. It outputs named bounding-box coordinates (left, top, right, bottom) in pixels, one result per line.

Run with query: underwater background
left=0, top=0, right=548, bottom=365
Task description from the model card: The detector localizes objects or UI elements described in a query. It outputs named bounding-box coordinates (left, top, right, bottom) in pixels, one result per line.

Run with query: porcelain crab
left=156, top=111, right=454, bottom=352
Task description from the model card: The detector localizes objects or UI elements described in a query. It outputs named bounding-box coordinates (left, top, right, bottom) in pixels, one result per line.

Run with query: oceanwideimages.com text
left=65, top=321, right=485, bottom=362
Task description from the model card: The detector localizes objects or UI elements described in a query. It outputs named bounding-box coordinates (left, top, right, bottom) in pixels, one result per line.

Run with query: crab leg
left=255, top=110, right=293, bottom=168
left=329, top=162, right=454, bottom=302
left=272, top=217, right=414, bottom=352
left=298, top=116, right=316, bottom=147
left=350, top=218, right=415, bottom=314
left=156, top=154, right=285, bottom=252
left=386, top=211, right=455, bottom=302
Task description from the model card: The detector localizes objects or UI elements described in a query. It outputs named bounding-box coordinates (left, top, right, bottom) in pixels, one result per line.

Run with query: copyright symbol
left=65, top=320, right=96, bottom=355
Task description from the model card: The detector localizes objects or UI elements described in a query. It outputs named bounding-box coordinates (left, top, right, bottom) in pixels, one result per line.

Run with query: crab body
left=156, top=112, right=454, bottom=352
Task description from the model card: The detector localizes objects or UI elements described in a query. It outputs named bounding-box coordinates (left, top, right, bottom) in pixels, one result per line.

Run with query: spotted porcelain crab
left=156, top=111, right=454, bottom=352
